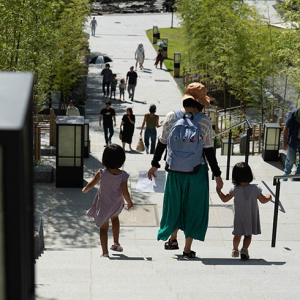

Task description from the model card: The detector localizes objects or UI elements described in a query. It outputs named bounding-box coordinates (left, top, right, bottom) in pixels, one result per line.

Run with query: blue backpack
left=166, top=110, right=204, bottom=173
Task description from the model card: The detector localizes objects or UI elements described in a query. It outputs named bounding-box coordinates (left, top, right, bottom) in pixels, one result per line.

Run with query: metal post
left=226, top=130, right=232, bottom=180
left=212, top=137, right=217, bottom=180
left=34, top=122, right=38, bottom=160
left=258, top=122, right=262, bottom=153
left=245, top=127, right=251, bottom=165
left=271, top=179, right=281, bottom=247
left=215, top=111, right=219, bottom=133
left=252, top=124, right=256, bottom=155
left=37, top=126, right=41, bottom=161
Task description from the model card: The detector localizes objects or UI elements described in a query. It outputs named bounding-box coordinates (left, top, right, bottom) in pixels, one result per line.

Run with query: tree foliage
left=0, top=0, right=90, bottom=113
left=176, top=0, right=287, bottom=122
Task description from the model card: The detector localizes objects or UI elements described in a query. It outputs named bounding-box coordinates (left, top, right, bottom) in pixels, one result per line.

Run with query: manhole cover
left=119, top=204, right=159, bottom=227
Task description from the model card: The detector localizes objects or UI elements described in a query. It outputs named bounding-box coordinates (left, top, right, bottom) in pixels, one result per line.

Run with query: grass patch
left=146, top=27, right=185, bottom=77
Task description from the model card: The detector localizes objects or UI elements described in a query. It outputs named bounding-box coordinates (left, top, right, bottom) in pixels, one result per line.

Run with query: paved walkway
left=36, top=13, right=300, bottom=300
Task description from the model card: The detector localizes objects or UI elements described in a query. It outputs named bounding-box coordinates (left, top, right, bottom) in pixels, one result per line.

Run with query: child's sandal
left=164, top=239, right=179, bottom=250
left=110, top=242, right=123, bottom=252
left=182, top=250, right=196, bottom=259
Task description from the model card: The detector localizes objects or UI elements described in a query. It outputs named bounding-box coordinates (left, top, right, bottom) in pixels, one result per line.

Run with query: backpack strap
left=173, top=109, right=184, bottom=119
left=193, top=112, right=205, bottom=123
left=193, top=113, right=204, bottom=133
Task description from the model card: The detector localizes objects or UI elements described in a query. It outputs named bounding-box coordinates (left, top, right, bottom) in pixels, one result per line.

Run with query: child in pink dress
left=82, top=144, right=133, bottom=257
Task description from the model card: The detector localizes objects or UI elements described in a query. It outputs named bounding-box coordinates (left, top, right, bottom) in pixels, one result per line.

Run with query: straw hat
left=181, top=82, right=210, bottom=106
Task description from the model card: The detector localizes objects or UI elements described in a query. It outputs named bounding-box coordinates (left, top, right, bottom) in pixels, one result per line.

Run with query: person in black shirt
left=120, top=107, right=135, bottom=151
left=99, top=100, right=116, bottom=147
left=101, top=64, right=113, bottom=97
left=126, top=66, right=138, bottom=101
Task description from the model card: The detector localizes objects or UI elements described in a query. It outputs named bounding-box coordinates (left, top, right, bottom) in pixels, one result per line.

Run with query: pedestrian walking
left=119, top=78, right=126, bottom=101
left=135, top=43, right=145, bottom=70
left=110, top=74, right=117, bottom=99
left=66, top=99, right=80, bottom=116
left=101, top=63, right=113, bottom=97
left=126, top=66, right=138, bottom=101
left=82, top=144, right=133, bottom=257
left=140, top=104, right=160, bottom=154
left=120, top=108, right=135, bottom=151
left=282, top=107, right=300, bottom=181
left=154, top=47, right=163, bottom=69
left=99, top=100, right=116, bottom=147
left=147, top=83, right=223, bottom=259
left=90, top=17, right=97, bottom=36
left=216, top=162, right=272, bottom=259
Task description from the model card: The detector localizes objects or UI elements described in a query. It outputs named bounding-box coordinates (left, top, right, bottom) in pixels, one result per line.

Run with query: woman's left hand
left=215, top=176, right=223, bottom=190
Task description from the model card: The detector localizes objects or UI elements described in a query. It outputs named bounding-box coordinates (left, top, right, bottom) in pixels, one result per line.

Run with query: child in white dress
left=82, top=144, right=133, bottom=257
left=216, top=162, right=271, bottom=259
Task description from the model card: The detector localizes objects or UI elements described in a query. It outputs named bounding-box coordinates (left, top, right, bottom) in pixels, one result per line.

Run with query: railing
left=212, top=119, right=252, bottom=180
left=33, top=108, right=56, bottom=161
left=271, top=174, right=300, bottom=247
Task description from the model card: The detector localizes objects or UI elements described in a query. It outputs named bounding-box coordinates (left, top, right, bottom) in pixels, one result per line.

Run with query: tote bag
left=136, top=134, right=145, bottom=152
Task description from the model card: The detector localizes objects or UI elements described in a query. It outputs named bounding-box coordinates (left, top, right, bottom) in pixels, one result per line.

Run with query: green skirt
left=157, top=164, right=209, bottom=241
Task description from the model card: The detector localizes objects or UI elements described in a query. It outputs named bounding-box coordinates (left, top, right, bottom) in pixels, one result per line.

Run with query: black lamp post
left=153, top=26, right=158, bottom=44
left=162, top=37, right=168, bottom=58
left=262, top=123, right=281, bottom=161
left=173, top=52, right=181, bottom=77
left=221, top=138, right=234, bottom=156
left=208, top=109, right=216, bottom=130
left=56, top=116, right=84, bottom=187
left=84, top=119, right=90, bottom=158
left=0, top=72, right=35, bottom=299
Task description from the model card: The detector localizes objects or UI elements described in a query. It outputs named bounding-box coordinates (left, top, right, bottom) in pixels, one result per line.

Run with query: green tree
left=0, top=0, right=90, bottom=113
left=176, top=0, right=281, bottom=123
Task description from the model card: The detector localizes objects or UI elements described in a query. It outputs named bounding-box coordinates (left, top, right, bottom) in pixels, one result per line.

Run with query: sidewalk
left=35, top=13, right=300, bottom=300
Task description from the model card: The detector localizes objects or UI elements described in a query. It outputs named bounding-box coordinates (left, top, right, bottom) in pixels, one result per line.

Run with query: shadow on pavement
left=200, top=258, right=286, bottom=266
left=173, top=255, right=286, bottom=265
left=132, top=100, right=147, bottom=104
left=109, top=253, right=152, bottom=261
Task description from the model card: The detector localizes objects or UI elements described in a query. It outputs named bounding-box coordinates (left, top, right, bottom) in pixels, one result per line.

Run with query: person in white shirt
left=66, top=100, right=80, bottom=116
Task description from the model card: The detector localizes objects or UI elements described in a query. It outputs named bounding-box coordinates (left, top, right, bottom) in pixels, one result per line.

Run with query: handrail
left=271, top=174, right=300, bottom=248
left=213, top=118, right=252, bottom=138
left=273, top=174, right=300, bottom=184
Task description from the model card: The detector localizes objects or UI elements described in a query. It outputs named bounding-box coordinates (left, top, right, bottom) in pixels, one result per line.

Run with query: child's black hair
left=232, top=162, right=253, bottom=186
left=183, top=98, right=204, bottom=112
left=102, top=144, right=126, bottom=169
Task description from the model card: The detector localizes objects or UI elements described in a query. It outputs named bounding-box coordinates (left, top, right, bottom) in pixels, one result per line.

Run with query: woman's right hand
left=148, top=166, right=158, bottom=181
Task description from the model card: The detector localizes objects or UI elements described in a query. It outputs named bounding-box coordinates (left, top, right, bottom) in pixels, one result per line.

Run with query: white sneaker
left=231, top=249, right=240, bottom=258
left=240, top=248, right=250, bottom=259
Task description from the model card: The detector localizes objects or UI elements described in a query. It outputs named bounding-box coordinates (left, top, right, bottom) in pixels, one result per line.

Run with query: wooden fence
left=33, top=108, right=56, bottom=161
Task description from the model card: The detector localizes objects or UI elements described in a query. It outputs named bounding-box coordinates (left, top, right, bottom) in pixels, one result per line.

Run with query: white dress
left=135, top=48, right=144, bottom=63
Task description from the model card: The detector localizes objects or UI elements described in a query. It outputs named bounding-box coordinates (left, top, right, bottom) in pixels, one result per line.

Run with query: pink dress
left=86, top=169, right=130, bottom=228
